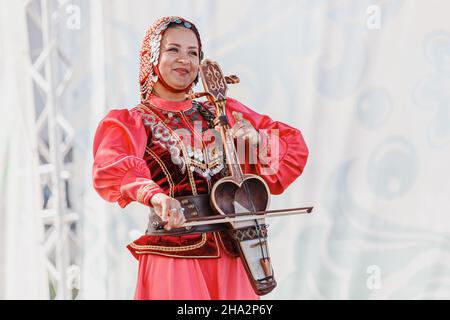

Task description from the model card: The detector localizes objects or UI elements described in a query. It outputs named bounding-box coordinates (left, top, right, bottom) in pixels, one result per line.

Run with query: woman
left=92, top=16, right=309, bottom=300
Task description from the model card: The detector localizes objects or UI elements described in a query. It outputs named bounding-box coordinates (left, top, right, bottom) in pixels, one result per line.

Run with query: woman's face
left=157, top=27, right=200, bottom=90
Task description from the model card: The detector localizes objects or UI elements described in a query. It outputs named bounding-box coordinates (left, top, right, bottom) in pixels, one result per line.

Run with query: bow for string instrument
left=184, top=59, right=313, bottom=295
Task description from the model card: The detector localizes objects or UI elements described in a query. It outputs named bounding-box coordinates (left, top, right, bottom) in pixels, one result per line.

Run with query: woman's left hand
left=229, top=111, right=259, bottom=145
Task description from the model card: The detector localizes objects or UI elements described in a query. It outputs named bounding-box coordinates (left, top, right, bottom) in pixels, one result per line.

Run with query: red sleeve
left=225, top=98, right=309, bottom=195
left=92, top=108, right=164, bottom=208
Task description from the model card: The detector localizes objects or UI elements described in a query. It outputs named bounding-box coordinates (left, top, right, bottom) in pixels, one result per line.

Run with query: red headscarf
left=139, top=16, right=203, bottom=102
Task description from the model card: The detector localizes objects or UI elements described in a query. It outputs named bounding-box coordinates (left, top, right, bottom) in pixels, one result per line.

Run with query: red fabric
left=128, top=232, right=222, bottom=260
left=92, top=109, right=164, bottom=208
left=134, top=239, right=259, bottom=300
left=92, top=95, right=309, bottom=258
left=223, top=98, right=309, bottom=195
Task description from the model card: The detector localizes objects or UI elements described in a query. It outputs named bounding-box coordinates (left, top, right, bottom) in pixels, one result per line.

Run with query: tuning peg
left=225, top=75, right=240, bottom=84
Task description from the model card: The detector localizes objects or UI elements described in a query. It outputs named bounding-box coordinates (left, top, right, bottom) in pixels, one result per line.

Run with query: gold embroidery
left=137, top=182, right=161, bottom=204
left=146, top=147, right=175, bottom=198
left=180, top=111, right=223, bottom=188
left=140, top=104, right=198, bottom=195
left=132, top=251, right=220, bottom=259
left=129, top=233, right=208, bottom=252
left=131, top=233, right=221, bottom=258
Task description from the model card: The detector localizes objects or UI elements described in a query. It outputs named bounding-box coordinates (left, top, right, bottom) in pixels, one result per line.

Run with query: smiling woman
left=153, top=27, right=200, bottom=99
left=91, top=16, right=309, bottom=300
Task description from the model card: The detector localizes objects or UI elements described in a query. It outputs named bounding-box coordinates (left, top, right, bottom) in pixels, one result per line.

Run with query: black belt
left=145, top=194, right=227, bottom=236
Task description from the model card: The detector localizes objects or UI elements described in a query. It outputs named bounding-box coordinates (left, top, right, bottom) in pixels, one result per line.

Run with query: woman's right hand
left=150, top=193, right=186, bottom=231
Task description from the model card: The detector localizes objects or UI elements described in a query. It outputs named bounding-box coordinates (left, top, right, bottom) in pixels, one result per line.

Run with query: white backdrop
left=0, top=0, right=49, bottom=299
left=1, top=0, right=450, bottom=299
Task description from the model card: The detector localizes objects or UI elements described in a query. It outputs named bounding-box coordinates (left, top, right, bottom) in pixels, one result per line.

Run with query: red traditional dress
left=92, top=95, right=308, bottom=299
left=92, top=16, right=309, bottom=300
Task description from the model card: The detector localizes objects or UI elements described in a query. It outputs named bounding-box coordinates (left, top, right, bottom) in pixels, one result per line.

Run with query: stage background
left=1, top=0, right=450, bottom=299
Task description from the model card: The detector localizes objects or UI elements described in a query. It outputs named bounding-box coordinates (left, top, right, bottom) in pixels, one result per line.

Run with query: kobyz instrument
left=198, top=59, right=276, bottom=295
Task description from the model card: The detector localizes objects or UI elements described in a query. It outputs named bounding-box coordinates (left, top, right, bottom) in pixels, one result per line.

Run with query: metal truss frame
left=24, top=0, right=80, bottom=300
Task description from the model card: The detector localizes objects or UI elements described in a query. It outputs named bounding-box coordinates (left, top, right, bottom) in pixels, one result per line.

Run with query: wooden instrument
left=184, top=59, right=312, bottom=295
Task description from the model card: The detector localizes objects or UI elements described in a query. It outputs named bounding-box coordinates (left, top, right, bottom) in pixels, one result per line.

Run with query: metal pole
left=26, top=0, right=79, bottom=299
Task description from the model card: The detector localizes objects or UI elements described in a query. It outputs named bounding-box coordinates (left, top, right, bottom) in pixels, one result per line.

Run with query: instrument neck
left=215, top=100, right=245, bottom=182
